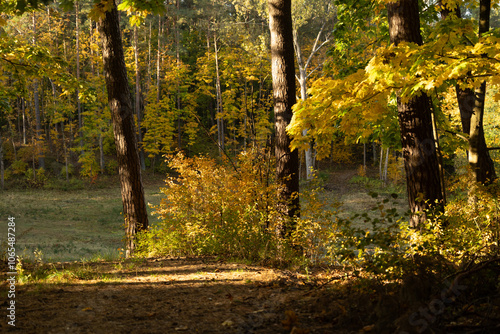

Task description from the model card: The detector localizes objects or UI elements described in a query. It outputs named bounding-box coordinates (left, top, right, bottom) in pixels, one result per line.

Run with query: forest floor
left=0, top=167, right=399, bottom=334
left=2, top=168, right=499, bottom=333
left=0, top=256, right=378, bottom=334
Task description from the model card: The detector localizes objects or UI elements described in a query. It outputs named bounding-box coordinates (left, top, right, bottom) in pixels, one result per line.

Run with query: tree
left=97, top=0, right=149, bottom=256
left=440, top=0, right=497, bottom=186
left=133, top=23, right=146, bottom=170
left=292, top=0, right=334, bottom=180
left=387, top=0, right=445, bottom=227
left=267, top=0, right=299, bottom=236
left=32, top=12, right=45, bottom=170
left=468, top=0, right=497, bottom=185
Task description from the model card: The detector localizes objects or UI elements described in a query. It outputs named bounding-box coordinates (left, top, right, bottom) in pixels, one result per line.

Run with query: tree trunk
left=76, top=1, right=83, bottom=150
left=440, top=4, right=472, bottom=135
left=363, top=142, right=366, bottom=173
left=268, top=0, right=300, bottom=236
left=379, top=145, right=383, bottom=180
left=214, top=32, right=224, bottom=156
left=134, top=24, right=146, bottom=170
left=292, top=25, right=329, bottom=180
left=388, top=0, right=445, bottom=228
left=99, top=130, right=105, bottom=173
left=62, top=125, right=69, bottom=182
left=90, top=19, right=95, bottom=76
left=32, top=13, right=45, bottom=169
left=98, top=1, right=149, bottom=257
left=176, top=0, right=182, bottom=151
left=383, top=147, right=389, bottom=183
left=468, top=0, right=496, bottom=185
left=297, top=58, right=314, bottom=180
left=440, top=1, right=496, bottom=185
left=0, top=132, right=4, bottom=190
left=21, top=98, right=26, bottom=145
left=147, top=20, right=152, bottom=92
left=156, top=15, right=162, bottom=104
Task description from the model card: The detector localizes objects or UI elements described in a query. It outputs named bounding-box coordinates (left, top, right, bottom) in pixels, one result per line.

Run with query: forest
left=1, top=0, right=500, bottom=333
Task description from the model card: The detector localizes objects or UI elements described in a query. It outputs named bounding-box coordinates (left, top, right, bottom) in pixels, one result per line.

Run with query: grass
left=0, top=168, right=409, bottom=264
left=0, top=183, right=163, bottom=262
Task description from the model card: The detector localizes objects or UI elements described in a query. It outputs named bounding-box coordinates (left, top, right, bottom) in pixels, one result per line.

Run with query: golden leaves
left=89, top=0, right=115, bottom=21
left=289, top=16, right=500, bottom=157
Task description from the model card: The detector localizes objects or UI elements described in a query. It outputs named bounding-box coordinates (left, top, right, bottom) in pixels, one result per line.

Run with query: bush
left=137, top=150, right=500, bottom=277
left=105, top=159, right=118, bottom=175
left=44, top=177, right=85, bottom=190
left=25, top=168, right=48, bottom=188
left=136, top=150, right=287, bottom=261
left=9, top=160, right=28, bottom=175
left=59, top=164, right=75, bottom=178
left=323, top=180, right=500, bottom=280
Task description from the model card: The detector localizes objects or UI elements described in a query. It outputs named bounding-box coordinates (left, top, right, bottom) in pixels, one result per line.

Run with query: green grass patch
left=0, top=184, right=162, bottom=262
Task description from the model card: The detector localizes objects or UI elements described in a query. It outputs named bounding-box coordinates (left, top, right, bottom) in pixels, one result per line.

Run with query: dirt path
left=1, top=258, right=369, bottom=334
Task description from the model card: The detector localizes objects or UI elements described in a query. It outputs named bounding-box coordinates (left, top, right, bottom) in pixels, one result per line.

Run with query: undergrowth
left=136, top=150, right=500, bottom=281
left=135, top=150, right=288, bottom=261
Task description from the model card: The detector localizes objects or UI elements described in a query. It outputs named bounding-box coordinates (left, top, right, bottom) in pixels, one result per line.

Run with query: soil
left=3, top=169, right=498, bottom=333
left=1, top=257, right=373, bottom=334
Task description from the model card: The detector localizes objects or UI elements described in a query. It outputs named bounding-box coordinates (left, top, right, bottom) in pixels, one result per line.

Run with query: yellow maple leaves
left=289, top=13, right=500, bottom=158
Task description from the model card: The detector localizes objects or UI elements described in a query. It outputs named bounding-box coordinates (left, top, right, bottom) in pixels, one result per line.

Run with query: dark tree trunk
left=176, top=0, right=182, bottom=151
left=388, top=0, right=445, bottom=228
left=440, top=1, right=496, bottom=185
left=0, top=132, right=4, bottom=190
left=469, top=81, right=496, bottom=184
left=98, top=1, right=149, bottom=257
left=33, top=12, right=44, bottom=169
left=76, top=1, right=82, bottom=147
left=468, top=0, right=496, bottom=184
left=440, top=3, right=473, bottom=135
left=456, top=86, right=474, bottom=134
left=268, top=0, right=300, bottom=236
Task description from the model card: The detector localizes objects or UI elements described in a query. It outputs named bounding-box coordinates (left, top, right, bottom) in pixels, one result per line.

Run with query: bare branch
left=293, top=30, right=305, bottom=70
left=304, top=22, right=331, bottom=71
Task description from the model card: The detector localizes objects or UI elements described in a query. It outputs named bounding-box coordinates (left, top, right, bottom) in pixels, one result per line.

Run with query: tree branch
left=443, top=129, right=468, bottom=141
left=304, top=22, right=331, bottom=71
left=0, top=57, right=32, bottom=68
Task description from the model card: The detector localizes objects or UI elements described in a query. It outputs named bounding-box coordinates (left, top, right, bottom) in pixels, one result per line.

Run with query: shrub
left=136, top=149, right=287, bottom=261
left=323, top=180, right=500, bottom=280
left=105, top=159, right=118, bottom=175
left=137, top=150, right=500, bottom=277
left=9, top=160, right=28, bottom=175
left=60, top=164, right=75, bottom=178
left=78, top=151, right=99, bottom=179
left=25, top=167, right=48, bottom=188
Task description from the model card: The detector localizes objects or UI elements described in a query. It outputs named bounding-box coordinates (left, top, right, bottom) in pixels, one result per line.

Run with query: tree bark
left=268, top=0, right=300, bottom=235
left=176, top=0, right=182, bottom=151
left=76, top=1, right=83, bottom=150
left=134, top=24, right=146, bottom=171
left=33, top=12, right=44, bottom=169
left=468, top=0, right=496, bottom=185
left=0, top=132, right=4, bottom=190
left=214, top=31, right=225, bottom=156
left=440, top=1, right=496, bottom=185
left=156, top=15, right=162, bottom=104
left=293, top=24, right=329, bottom=180
left=388, top=0, right=445, bottom=228
left=98, top=1, right=149, bottom=257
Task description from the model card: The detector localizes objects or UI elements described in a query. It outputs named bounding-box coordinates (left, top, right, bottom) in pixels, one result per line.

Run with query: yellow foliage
left=289, top=14, right=500, bottom=157
left=138, top=149, right=286, bottom=260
